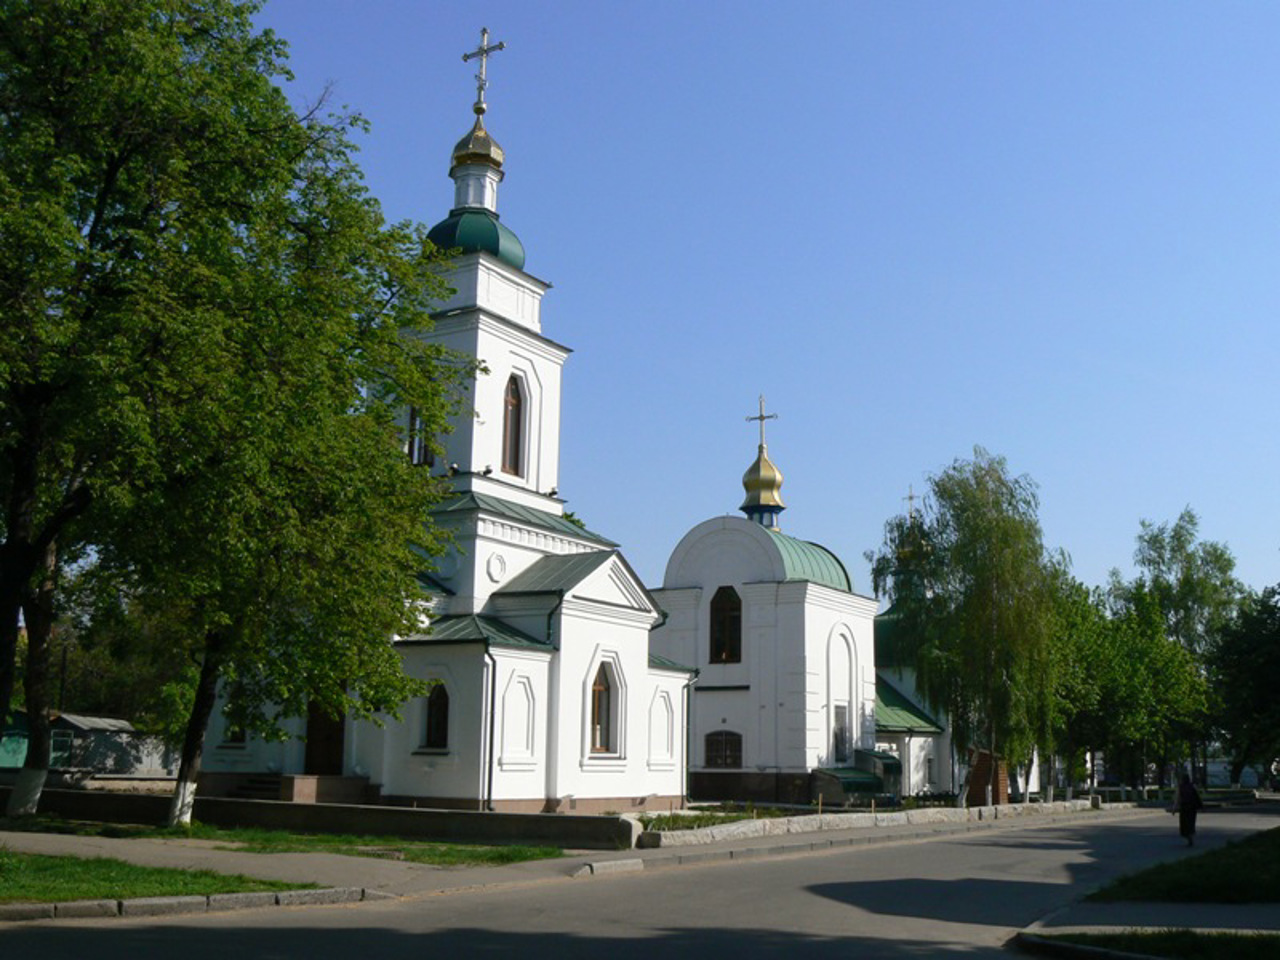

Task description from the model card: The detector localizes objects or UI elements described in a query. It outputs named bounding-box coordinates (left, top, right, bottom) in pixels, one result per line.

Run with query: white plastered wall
left=651, top=517, right=877, bottom=777
left=542, top=560, right=684, bottom=805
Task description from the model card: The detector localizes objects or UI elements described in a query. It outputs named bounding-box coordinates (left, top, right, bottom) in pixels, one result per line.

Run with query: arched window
left=709, top=586, right=742, bottom=664
left=423, top=684, right=449, bottom=751
left=591, top=664, right=613, bottom=753
left=705, top=730, right=742, bottom=769
left=502, top=375, right=524, bottom=477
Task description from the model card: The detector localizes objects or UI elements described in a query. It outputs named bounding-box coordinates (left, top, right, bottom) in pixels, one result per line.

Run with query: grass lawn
left=1089, top=826, right=1280, bottom=903
left=1033, top=825, right=1280, bottom=959
left=637, top=803, right=799, bottom=832
left=1046, top=931, right=1280, bottom=960
left=0, top=847, right=304, bottom=904
left=0, top=815, right=562, bottom=867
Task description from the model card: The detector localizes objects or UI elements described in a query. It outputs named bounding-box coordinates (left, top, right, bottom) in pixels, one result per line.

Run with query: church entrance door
left=304, top=702, right=345, bottom=775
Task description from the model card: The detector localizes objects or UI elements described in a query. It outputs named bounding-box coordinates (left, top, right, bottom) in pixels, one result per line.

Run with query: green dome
left=427, top=209, right=525, bottom=270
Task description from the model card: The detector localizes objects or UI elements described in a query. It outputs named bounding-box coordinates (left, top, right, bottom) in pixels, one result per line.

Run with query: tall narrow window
left=591, top=665, right=612, bottom=753
left=705, top=730, right=743, bottom=769
left=407, top=406, right=433, bottom=467
left=833, top=704, right=850, bottom=763
left=423, top=684, right=449, bottom=751
left=502, top=375, right=524, bottom=476
left=709, top=586, right=742, bottom=664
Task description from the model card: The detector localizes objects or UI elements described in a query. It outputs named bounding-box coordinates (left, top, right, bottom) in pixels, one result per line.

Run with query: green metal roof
left=427, top=209, right=526, bottom=270
left=401, top=614, right=550, bottom=651
left=648, top=652, right=697, bottom=674
left=432, top=491, right=616, bottom=546
left=767, top=530, right=852, bottom=592
left=497, top=551, right=614, bottom=594
left=875, top=673, right=942, bottom=734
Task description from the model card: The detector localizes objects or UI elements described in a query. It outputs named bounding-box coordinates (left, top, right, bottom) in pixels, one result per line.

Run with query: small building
left=649, top=409, right=880, bottom=804
left=0, top=710, right=177, bottom=779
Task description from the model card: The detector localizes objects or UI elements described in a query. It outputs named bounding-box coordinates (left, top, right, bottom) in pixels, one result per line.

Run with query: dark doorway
left=304, top=702, right=345, bottom=775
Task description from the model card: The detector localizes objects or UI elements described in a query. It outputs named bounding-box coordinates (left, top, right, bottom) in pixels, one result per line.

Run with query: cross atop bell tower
left=462, top=27, right=506, bottom=116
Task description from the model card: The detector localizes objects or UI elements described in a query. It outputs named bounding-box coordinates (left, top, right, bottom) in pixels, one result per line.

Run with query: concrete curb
left=0, top=887, right=396, bottom=924
left=1012, top=931, right=1166, bottom=959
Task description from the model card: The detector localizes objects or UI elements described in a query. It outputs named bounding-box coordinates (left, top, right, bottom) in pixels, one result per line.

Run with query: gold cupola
left=450, top=107, right=505, bottom=173
left=739, top=396, right=785, bottom=530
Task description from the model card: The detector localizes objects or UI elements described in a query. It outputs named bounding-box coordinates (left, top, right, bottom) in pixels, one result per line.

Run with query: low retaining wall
left=0, top=786, right=638, bottom=850
left=637, top=799, right=1107, bottom=848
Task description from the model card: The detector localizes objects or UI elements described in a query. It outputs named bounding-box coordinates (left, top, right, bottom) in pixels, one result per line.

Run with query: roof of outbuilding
left=875, top=673, right=943, bottom=734
left=648, top=652, right=697, bottom=674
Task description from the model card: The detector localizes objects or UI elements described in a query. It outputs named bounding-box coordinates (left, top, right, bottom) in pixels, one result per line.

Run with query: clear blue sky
left=255, top=1, right=1279, bottom=597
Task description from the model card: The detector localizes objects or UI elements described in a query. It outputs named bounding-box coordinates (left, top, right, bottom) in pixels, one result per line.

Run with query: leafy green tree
left=1127, top=508, right=1242, bottom=659
left=1211, top=585, right=1280, bottom=783
left=0, top=0, right=466, bottom=819
left=870, top=448, right=1056, bottom=805
left=1108, top=508, right=1241, bottom=783
left=1043, top=574, right=1113, bottom=796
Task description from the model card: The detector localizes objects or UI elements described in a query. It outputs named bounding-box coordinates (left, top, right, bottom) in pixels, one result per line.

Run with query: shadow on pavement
left=809, top=876, right=1059, bottom=929
left=0, top=922, right=1016, bottom=960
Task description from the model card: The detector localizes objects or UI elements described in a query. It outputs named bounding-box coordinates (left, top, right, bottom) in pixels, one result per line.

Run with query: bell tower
left=423, top=28, right=568, bottom=516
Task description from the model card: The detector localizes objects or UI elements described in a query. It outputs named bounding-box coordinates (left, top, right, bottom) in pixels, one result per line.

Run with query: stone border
left=637, top=800, right=1114, bottom=847
left=0, top=886, right=392, bottom=924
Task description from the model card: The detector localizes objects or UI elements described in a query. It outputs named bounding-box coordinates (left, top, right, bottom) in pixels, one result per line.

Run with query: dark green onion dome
left=427, top=209, right=526, bottom=270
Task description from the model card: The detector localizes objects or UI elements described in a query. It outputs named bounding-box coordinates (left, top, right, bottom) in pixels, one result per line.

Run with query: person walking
left=1172, top=772, right=1203, bottom=846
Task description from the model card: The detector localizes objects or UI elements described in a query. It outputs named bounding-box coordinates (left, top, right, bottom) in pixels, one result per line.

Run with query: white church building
left=648, top=410, right=885, bottom=803
left=201, top=37, right=694, bottom=814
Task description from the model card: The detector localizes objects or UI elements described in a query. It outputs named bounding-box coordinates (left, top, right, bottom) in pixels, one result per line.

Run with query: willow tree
left=870, top=448, right=1056, bottom=805
left=0, top=0, right=466, bottom=820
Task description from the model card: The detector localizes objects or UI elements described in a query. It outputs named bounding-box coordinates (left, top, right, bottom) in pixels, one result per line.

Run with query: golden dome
left=451, top=110, right=505, bottom=171
left=741, top=444, right=785, bottom=511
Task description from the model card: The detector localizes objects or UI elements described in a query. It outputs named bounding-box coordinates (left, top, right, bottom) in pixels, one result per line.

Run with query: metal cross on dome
left=462, top=27, right=506, bottom=113
left=746, top=395, right=778, bottom=448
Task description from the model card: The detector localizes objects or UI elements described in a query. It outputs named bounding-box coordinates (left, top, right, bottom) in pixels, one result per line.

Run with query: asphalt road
left=3, top=808, right=1273, bottom=960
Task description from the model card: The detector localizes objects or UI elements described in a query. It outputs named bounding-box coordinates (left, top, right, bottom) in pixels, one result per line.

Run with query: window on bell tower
left=407, top=406, right=434, bottom=467
left=709, top=586, right=742, bottom=664
left=502, top=375, right=524, bottom=477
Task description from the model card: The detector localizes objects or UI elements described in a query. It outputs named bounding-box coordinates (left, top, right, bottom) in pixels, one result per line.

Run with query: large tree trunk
left=0, top=577, right=24, bottom=734
left=6, top=541, right=56, bottom=817
left=168, top=630, right=226, bottom=827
